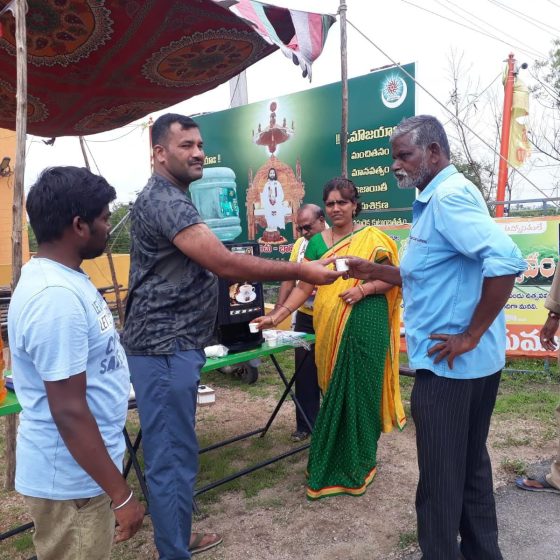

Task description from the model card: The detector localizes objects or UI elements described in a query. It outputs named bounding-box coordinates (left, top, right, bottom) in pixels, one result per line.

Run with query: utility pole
left=339, top=0, right=348, bottom=178
left=496, top=53, right=515, bottom=218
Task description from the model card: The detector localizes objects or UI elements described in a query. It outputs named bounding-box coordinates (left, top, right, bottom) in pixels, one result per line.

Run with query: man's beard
left=395, top=157, right=432, bottom=190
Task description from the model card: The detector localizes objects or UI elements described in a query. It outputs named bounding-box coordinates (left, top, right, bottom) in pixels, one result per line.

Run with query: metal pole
left=496, top=53, right=515, bottom=218
left=339, top=0, right=348, bottom=178
left=229, top=71, right=248, bottom=108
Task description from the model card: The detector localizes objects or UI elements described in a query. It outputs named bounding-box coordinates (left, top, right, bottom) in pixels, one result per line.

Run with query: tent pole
left=339, top=0, right=348, bottom=178
left=78, top=136, right=125, bottom=328
left=78, top=135, right=91, bottom=171
left=5, top=0, right=27, bottom=492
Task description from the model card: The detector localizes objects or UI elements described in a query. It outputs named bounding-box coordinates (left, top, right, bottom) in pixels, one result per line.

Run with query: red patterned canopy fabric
left=0, top=0, right=284, bottom=137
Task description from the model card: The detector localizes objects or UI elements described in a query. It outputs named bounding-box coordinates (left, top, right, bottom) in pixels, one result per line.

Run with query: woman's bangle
left=112, top=490, right=134, bottom=511
left=549, top=311, right=560, bottom=320
left=372, top=283, right=377, bottom=295
left=358, top=284, right=366, bottom=299
left=278, top=303, right=294, bottom=314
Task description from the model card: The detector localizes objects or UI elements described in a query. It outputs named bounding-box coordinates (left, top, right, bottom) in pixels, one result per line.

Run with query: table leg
left=261, top=350, right=313, bottom=437
left=123, top=428, right=150, bottom=509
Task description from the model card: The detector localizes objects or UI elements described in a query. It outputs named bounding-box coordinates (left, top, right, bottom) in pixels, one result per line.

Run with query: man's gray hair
left=391, top=115, right=451, bottom=159
left=298, top=203, right=325, bottom=220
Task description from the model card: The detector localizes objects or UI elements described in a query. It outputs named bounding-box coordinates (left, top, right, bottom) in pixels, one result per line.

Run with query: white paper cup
left=249, top=322, right=259, bottom=333
left=335, top=258, right=349, bottom=272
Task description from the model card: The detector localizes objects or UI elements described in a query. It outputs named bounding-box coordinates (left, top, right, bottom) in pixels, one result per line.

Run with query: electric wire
left=83, top=139, right=102, bottom=175
left=401, top=0, right=546, bottom=61
left=346, top=17, right=558, bottom=205
left=439, top=0, right=546, bottom=60
left=530, top=73, right=560, bottom=105
left=487, top=0, right=560, bottom=35
left=84, top=125, right=142, bottom=143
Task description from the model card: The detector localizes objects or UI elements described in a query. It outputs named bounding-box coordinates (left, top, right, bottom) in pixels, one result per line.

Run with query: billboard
left=382, top=216, right=560, bottom=358
left=196, top=63, right=416, bottom=258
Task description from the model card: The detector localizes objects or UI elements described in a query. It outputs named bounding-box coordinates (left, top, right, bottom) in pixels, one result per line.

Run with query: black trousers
left=411, top=369, right=503, bottom=560
left=294, top=311, right=320, bottom=433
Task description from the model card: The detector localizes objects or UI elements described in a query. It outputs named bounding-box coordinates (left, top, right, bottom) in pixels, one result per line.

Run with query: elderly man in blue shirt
left=347, top=115, right=526, bottom=560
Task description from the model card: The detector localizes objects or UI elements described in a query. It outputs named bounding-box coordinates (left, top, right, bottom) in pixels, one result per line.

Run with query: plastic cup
left=249, top=322, right=259, bottom=333
left=263, top=330, right=278, bottom=347
left=335, top=258, right=349, bottom=272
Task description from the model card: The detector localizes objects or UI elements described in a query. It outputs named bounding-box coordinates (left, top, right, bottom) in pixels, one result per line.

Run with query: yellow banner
left=508, top=74, right=531, bottom=168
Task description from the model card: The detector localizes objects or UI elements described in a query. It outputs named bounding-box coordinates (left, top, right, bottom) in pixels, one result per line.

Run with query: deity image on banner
left=246, top=101, right=305, bottom=245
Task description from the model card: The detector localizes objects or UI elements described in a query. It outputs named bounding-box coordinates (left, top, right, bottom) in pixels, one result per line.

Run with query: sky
left=20, top=0, right=560, bottom=203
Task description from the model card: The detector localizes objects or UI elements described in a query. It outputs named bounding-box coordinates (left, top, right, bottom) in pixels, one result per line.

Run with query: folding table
left=0, top=333, right=315, bottom=545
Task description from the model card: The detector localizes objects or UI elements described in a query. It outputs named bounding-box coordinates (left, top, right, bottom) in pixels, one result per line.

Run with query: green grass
left=500, top=458, right=528, bottom=477
left=397, top=529, right=418, bottom=549
left=1, top=353, right=558, bottom=560
left=196, top=426, right=305, bottom=507
left=12, top=533, right=33, bottom=552
left=494, top=369, right=559, bottom=427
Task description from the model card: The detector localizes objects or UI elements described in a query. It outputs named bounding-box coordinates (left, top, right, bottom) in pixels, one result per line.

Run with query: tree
left=27, top=201, right=132, bottom=254
left=108, top=202, right=132, bottom=254
left=446, top=50, right=501, bottom=201
left=530, top=39, right=560, bottom=165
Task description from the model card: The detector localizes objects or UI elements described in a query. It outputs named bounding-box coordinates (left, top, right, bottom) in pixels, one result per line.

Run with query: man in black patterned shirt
left=123, top=113, right=341, bottom=560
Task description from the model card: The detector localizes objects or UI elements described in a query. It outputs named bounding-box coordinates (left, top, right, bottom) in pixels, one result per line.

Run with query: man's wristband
left=548, top=311, right=560, bottom=320
left=112, top=490, right=134, bottom=511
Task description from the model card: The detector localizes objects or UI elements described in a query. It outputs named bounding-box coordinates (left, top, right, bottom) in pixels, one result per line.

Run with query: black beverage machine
left=216, top=241, right=265, bottom=352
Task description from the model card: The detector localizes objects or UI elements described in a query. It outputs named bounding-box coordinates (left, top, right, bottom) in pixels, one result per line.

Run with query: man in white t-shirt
left=8, top=166, right=144, bottom=560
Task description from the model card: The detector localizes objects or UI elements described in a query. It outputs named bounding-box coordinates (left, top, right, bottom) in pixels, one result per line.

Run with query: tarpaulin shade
left=0, top=0, right=281, bottom=137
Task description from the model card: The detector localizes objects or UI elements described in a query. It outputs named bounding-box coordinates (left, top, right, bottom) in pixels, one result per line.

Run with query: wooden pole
left=148, top=117, right=154, bottom=174
left=496, top=53, right=515, bottom=218
left=106, top=248, right=125, bottom=328
left=339, top=0, right=348, bottom=178
left=78, top=136, right=125, bottom=327
left=5, top=0, right=27, bottom=491
left=78, top=135, right=90, bottom=171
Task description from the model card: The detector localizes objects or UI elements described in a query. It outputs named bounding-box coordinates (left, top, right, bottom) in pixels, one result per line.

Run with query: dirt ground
left=1, top=377, right=557, bottom=560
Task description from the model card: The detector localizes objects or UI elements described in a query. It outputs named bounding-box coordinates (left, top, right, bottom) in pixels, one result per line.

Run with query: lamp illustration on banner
left=0, top=156, right=12, bottom=177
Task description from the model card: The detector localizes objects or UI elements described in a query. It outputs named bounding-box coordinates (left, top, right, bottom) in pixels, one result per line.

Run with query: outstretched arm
left=173, top=223, right=341, bottom=285
left=253, top=282, right=314, bottom=329
left=345, top=256, right=402, bottom=286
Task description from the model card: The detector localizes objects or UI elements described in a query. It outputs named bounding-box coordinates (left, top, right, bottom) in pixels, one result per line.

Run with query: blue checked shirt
left=400, top=165, right=527, bottom=379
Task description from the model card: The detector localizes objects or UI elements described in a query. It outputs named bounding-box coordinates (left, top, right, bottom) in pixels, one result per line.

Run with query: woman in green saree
left=254, top=177, right=406, bottom=499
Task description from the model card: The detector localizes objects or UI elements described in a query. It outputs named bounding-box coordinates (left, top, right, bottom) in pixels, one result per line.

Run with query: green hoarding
left=195, top=63, right=415, bottom=257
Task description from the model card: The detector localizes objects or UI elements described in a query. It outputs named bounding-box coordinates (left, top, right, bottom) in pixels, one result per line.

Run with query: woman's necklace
left=330, top=223, right=355, bottom=257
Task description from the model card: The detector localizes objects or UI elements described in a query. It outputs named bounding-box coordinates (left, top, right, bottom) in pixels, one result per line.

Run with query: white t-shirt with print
left=8, top=258, right=130, bottom=499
